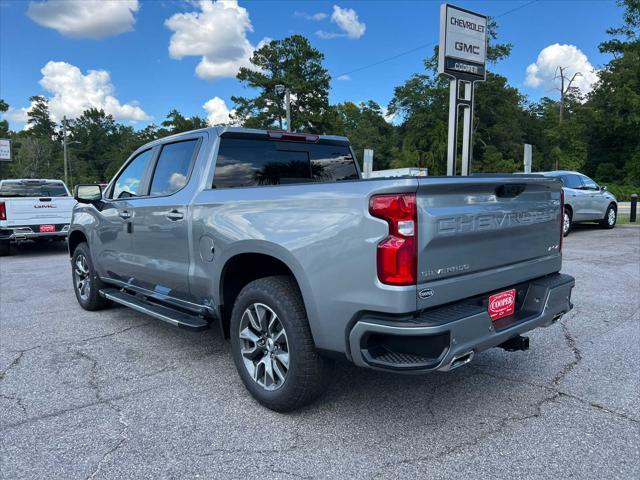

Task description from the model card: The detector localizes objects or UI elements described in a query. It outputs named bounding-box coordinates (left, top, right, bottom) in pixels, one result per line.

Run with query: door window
left=580, top=176, right=599, bottom=191
left=110, top=149, right=153, bottom=199
left=149, top=139, right=198, bottom=196
left=561, top=174, right=583, bottom=189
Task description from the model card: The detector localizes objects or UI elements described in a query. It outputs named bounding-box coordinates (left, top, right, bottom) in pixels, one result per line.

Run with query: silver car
left=543, top=171, right=618, bottom=236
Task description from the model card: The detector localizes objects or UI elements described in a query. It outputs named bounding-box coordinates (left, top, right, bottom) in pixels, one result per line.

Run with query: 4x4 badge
left=418, top=288, right=434, bottom=299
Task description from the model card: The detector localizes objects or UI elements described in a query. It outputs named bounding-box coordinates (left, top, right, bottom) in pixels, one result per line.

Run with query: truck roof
left=0, top=179, right=67, bottom=184
left=143, top=126, right=350, bottom=148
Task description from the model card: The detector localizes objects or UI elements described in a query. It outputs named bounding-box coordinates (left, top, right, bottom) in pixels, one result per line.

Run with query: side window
left=149, top=139, right=198, bottom=196
left=581, top=176, right=599, bottom=190
left=309, top=144, right=358, bottom=181
left=214, top=139, right=311, bottom=188
left=110, top=149, right=153, bottom=199
left=562, top=174, right=583, bottom=189
left=213, top=138, right=359, bottom=188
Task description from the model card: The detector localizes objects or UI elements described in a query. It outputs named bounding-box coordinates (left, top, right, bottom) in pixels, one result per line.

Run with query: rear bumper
left=0, top=225, right=69, bottom=241
left=348, top=273, right=575, bottom=373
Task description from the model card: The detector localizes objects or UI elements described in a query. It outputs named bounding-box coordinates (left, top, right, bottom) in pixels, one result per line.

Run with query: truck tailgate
left=415, top=175, right=563, bottom=310
left=3, top=197, right=76, bottom=226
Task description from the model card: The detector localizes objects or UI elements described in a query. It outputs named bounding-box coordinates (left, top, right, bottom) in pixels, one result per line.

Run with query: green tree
left=0, top=99, right=9, bottom=137
left=231, top=35, right=331, bottom=133
left=7, top=137, right=54, bottom=178
left=67, top=108, right=118, bottom=183
left=332, top=101, right=397, bottom=170
left=26, top=96, right=56, bottom=139
left=583, top=0, right=639, bottom=183
left=161, top=109, right=207, bottom=135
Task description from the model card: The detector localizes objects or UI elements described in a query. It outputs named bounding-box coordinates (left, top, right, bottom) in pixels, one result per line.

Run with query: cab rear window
left=0, top=181, right=68, bottom=197
left=214, top=138, right=358, bottom=188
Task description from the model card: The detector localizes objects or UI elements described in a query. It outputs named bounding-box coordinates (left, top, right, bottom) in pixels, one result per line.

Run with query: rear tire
left=72, top=242, right=111, bottom=311
left=230, top=275, right=333, bottom=412
left=600, top=204, right=616, bottom=229
left=563, top=209, right=572, bottom=237
left=0, top=240, right=10, bottom=257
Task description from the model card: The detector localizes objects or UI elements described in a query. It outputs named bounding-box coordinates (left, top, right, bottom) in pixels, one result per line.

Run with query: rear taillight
left=369, top=193, right=417, bottom=285
left=559, top=189, right=564, bottom=253
left=0, top=201, right=6, bottom=221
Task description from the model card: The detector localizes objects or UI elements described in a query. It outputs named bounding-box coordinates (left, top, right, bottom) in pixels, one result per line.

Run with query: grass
left=617, top=213, right=639, bottom=225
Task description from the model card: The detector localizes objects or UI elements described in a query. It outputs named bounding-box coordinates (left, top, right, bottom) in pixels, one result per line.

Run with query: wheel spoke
left=253, top=304, right=267, bottom=332
left=267, top=312, right=278, bottom=335
left=274, top=351, right=289, bottom=369
left=242, top=344, right=261, bottom=360
left=273, top=328, right=287, bottom=345
left=240, top=328, right=262, bottom=359
left=273, top=358, right=287, bottom=383
left=76, top=258, right=88, bottom=275
left=239, top=326, right=259, bottom=343
left=263, top=356, right=275, bottom=387
left=253, top=358, right=264, bottom=382
left=244, top=309, right=261, bottom=333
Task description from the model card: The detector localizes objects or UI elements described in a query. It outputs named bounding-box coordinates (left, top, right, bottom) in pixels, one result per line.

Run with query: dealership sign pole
left=438, top=4, right=487, bottom=176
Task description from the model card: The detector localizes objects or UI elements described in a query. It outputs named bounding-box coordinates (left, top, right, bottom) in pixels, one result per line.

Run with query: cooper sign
left=438, top=4, right=487, bottom=80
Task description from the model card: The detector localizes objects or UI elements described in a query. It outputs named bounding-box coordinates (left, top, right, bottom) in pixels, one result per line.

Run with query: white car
left=0, top=179, right=76, bottom=256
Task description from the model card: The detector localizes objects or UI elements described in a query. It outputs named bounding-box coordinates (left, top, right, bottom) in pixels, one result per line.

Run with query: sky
left=0, top=0, right=624, bottom=130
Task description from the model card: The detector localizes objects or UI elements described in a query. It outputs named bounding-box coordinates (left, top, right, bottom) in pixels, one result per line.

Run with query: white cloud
left=202, top=96, right=235, bottom=125
left=525, top=44, right=599, bottom=94
left=315, top=30, right=342, bottom=40
left=331, top=5, right=365, bottom=39
left=39, top=61, right=149, bottom=122
left=3, top=107, right=30, bottom=124
left=165, top=0, right=266, bottom=80
left=27, top=0, right=139, bottom=39
left=336, top=74, right=351, bottom=81
left=294, top=11, right=328, bottom=21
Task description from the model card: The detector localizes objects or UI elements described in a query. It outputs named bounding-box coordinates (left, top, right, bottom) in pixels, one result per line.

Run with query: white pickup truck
left=0, top=179, right=76, bottom=256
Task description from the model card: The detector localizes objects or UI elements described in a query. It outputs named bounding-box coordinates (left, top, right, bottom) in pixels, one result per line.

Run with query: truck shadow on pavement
left=4, top=240, right=69, bottom=259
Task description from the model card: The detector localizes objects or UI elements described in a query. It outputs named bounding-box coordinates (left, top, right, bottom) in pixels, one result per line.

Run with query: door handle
left=166, top=209, right=184, bottom=221
left=119, top=210, right=132, bottom=219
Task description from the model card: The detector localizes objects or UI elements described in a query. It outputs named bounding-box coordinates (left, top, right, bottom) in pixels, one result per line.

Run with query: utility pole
left=275, top=85, right=292, bottom=132
left=63, top=116, right=68, bottom=187
left=285, top=89, right=291, bottom=132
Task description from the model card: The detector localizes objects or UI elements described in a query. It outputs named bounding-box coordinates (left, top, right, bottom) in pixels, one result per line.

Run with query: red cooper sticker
left=488, top=289, right=516, bottom=321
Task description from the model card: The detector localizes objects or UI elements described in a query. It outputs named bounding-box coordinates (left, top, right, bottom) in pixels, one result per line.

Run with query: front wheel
left=72, top=242, right=111, bottom=311
left=230, top=276, right=333, bottom=412
left=600, top=204, right=616, bottom=229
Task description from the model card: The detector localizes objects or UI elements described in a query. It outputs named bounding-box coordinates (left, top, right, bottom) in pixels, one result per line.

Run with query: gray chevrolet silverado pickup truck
left=69, top=127, right=574, bottom=411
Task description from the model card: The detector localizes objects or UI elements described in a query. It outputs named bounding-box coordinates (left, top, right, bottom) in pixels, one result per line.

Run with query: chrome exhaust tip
left=449, top=350, right=474, bottom=370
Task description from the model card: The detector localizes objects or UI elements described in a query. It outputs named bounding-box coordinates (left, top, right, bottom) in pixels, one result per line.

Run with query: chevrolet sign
left=438, top=4, right=487, bottom=80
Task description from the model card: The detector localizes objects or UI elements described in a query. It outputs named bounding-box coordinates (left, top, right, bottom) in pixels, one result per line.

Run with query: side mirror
left=74, top=184, right=102, bottom=204
left=601, top=185, right=607, bottom=192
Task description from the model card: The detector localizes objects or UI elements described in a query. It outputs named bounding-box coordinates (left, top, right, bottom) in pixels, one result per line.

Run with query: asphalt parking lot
left=1, top=225, right=639, bottom=479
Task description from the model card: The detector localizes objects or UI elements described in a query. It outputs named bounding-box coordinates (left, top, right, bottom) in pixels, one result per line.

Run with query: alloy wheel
left=74, top=254, right=91, bottom=301
left=608, top=208, right=616, bottom=226
left=238, top=302, right=290, bottom=391
left=563, top=212, right=571, bottom=235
